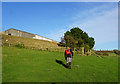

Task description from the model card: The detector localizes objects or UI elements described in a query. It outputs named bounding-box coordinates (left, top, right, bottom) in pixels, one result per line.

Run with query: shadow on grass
left=56, top=59, right=67, bottom=68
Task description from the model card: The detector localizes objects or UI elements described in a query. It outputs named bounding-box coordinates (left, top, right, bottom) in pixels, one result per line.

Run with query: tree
left=60, top=37, right=65, bottom=44
left=70, top=27, right=83, bottom=40
left=88, top=37, right=95, bottom=49
left=58, top=37, right=66, bottom=47
left=64, top=27, right=95, bottom=50
left=84, top=44, right=90, bottom=52
left=64, top=35, right=76, bottom=50
left=77, top=38, right=84, bottom=48
left=64, top=31, right=71, bottom=37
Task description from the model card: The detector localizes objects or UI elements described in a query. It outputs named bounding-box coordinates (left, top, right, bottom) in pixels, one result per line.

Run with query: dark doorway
left=8, top=33, right=11, bottom=35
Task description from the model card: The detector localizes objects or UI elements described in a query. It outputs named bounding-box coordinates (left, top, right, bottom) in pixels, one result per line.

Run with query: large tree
left=63, top=27, right=95, bottom=50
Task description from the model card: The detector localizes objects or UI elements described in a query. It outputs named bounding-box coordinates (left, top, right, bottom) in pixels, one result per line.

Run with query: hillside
left=2, top=34, right=65, bottom=51
left=2, top=47, right=118, bottom=82
left=2, top=34, right=119, bottom=56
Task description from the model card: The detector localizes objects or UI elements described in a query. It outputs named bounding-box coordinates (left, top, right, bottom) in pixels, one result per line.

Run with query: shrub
left=113, top=49, right=120, bottom=55
left=119, top=51, right=120, bottom=55
left=103, top=52, right=109, bottom=56
left=95, top=52, right=101, bottom=55
left=15, top=44, right=24, bottom=48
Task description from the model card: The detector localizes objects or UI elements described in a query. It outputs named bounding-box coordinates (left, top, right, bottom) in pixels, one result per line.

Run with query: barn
left=3, top=28, right=58, bottom=43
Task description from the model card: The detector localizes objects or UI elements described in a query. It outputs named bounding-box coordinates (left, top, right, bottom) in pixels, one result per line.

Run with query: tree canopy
left=63, top=27, right=95, bottom=50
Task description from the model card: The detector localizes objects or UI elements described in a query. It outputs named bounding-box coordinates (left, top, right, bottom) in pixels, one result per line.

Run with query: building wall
left=5, top=29, right=35, bottom=38
left=4, top=29, right=58, bottom=43
left=33, top=35, right=52, bottom=42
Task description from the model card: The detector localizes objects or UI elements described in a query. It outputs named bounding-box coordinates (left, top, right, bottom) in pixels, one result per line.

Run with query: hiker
left=64, top=47, right=73, bottom=69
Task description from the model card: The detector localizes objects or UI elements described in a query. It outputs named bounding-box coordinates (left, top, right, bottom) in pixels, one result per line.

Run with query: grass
left=2, top=47, right=118, bottom=82
left=2, top=34, right=60, bottom=50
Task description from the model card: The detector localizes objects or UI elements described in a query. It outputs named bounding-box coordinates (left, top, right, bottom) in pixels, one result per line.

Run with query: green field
left=2, top=47, right=118, bottom=82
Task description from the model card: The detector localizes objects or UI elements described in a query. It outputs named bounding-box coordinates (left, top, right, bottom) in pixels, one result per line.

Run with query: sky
left=1, top=0, right=120, bottom=2
left=2, top=2, right=118, bottom=50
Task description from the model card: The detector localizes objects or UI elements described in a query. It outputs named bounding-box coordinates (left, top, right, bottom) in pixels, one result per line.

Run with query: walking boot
left=66, top=63, right=68, bottom=68
left=69, top=62, right=71, bottom=69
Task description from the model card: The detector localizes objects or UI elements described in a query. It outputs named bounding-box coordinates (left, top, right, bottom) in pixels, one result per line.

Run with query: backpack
left=66, top=49, right=71, bottom=55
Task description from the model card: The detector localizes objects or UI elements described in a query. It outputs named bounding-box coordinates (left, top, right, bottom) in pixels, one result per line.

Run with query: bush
left=95, top=52, right=101, bottom=55
left=113, top=49, right=120, bottom=55
left=103, top=52, right=109, bottom=56
left=15, top=44, right=24, bottom=48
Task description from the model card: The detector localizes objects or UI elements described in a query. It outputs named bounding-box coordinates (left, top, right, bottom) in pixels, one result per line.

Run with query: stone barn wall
left=4, top=28, right=35, bottom=38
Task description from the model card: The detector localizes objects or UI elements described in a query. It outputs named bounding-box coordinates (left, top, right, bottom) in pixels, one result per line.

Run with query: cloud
left=69, top=4, right=118, bottom=49
left=72, top=3, right=117, bottom=21
left=45, top=3, right=118, bottom=50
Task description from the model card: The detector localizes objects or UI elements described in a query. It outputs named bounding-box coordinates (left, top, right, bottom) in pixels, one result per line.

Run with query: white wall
left=33, top=35, right=52, bottom=42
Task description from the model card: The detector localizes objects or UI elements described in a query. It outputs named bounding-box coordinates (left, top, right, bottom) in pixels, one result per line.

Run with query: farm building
left=2, top=28, right=91, bottom=55
left=3, top=28, right=58, bottom=43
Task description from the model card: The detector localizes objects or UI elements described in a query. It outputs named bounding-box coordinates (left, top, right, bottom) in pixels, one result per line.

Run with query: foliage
left=113, top=49, right=120, bottom=55
left=84, top=44, right=90, bottom=52
left=58, top=37, right=66, bottom=47
left=103, top=52, right=109, bottom=56
left=64, top=35, right=75, bottom=50
left=15, top=44, right=24, bottom=48
left=77, top=38, right=84, bottom=47
left=60, top=37, right=65, bottom=44
left=95, top=52, right=101, bottom=55
left=63, top=27, right=95, bottom=50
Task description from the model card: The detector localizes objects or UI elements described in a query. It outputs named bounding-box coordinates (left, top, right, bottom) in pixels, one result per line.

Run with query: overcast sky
left=2, top=2, right=118, bottom=50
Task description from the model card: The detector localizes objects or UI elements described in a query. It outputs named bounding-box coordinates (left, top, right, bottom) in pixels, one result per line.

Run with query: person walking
left=64, top=47, right=73, bottom=69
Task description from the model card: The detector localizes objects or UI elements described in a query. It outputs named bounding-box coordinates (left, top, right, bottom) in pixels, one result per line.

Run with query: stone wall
left=4, top=28, right=35, bottom=38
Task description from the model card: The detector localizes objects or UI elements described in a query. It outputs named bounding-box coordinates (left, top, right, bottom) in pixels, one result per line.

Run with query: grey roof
left=5, top=28, right=35, bottom=36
